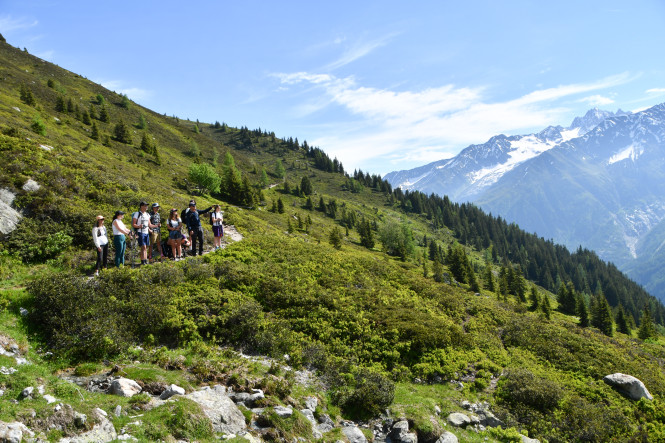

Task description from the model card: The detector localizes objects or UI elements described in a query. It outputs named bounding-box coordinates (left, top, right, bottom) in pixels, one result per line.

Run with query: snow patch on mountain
left=608, top=143, right=644, bottom=165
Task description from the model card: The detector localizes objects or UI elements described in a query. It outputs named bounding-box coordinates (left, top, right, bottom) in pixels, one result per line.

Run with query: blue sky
left=2, top=1, right=665, bottom=175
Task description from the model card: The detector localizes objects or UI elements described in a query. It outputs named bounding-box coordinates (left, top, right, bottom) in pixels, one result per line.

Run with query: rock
left=301, top=409, right=317, bottom=425
left=0, top=189, right=21, bottom=236
left=0, top=421, right=35, bottom=443
left=43, top=394, right=57, bottom=404
left=318, top=413, right=334, bottom=427
left=159, top=384, right=186, bottom=400
left=273, top=405, right=293, bottom=417
left=18, top=308, right=28, bottom=317
left=603, top=373, right=653, bottom=401
left=436, top=431, right=459, bottom=443
left=447, top=412, right=471, bottom=428
left=341, top=425, right=367, bottom=443
left=20, top=386, right=34, bottom=399
left=114, top=405, right=122, bottom=417
left=478, top=409, right=504, bottom=428
left=0, top=367, right=16, bottom=375
left=388, top=420, right=410, bottom=441
left=109, top=378, right=142, bottom=397
left=434, top=405, right=441, bottom=415
left=521, top=435, right=540, bottom=443
left=233, top=392, right=251, bottom=403
left=304, top=396, right=318, bottom=411
left=461, top=400, right=471, bottom=410
left=60, top=408, right=117, bottom=442
left=74, top=412, right=87, bottom=428
left=22, top=179, right=40, bottom=192
left=185, top=385, right=246, bottom=434
left=14, top=357, right=28, bottom=365
left=317, top=423, right=334, bottom=433
left=249, top=389, right=265, bottom=405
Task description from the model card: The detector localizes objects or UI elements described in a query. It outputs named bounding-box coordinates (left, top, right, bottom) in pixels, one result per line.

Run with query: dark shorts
left=213, top=225, right=224, bottom=237
left=137, top=232, right=150, bottom=247
left=169, top=230, right=182, bottom=240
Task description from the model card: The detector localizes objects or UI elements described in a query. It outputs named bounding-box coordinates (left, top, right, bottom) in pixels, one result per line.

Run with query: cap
left=114, top=210, right=125, bottom=218
left=152, top=203, right=160, bottom=208
left=96, top=215, right=105, bottom=220
left=189, top=200, right=196, bottom=206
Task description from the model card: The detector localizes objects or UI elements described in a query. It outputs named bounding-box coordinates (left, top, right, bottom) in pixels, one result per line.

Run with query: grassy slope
left=2, top=41, right=665, bottom=442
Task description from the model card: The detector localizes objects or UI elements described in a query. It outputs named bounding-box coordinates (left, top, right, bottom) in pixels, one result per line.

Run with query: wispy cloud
left=323, top=32, right=398, bottom=71
left=646, top=88, right=665, bottom=95
left=97, top=80, right=152, bottom=102
left=0, top=15, right=39, bottom=33
left=579, top=94, right=615, bottom=106
left=274, top=71, right=635, bottom=172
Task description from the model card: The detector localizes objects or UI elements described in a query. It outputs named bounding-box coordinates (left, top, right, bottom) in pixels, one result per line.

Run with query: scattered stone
left=273, top=406, right=293, bottom=417
left=37, top=385, right=45, bottom=395
left=60, top=408, right=117, bottom=442
left=521, top=435, right=540, bottom=443
left=461, top=400, right=471, bottom=410
left=116, top=434, right=137, bottom=441
left=436, top=431, right=459, bottom=443
left=447, top=412, right=471, bottom=428
left=114, top=405, right=122, bottom=417
left=39, top=144, right=54, bottom=151
left=185, top=385, right=246, bottom=435
left=301, top=409, right=317, bottom=425
left=94, top=408, right=107, bottom=417
left=317, top=422, right=334, bottom=433
left=603, top=373, right=653, bottom=401
left=341, top=424, right=367, bottom=443
left=74, top=412, right=87, bottom=428
left=388, top=420, right=410, bottom=441
left=0, top=421, right=35, bottom=442
left=43, top=394, right=57, bottom=404
left=22, top=179, right=40, bottom=192
left=434, top=405, right=441, bottom=415
left=14, top=357, right=28, bottom=365
left=159, top=384, right=186, bottom=400
left=249, top=388, right=265, bottom=404
left=12, top=107, right=20, bottom=112
left=109, top=378, right=142, bottom=397
left=304, top=396, right=318, bottom=411
left=19, top=308, right=28, bottom=317
left=20, top=386, right=34, bottom=399
left=0, top=367, right=17, bottom=375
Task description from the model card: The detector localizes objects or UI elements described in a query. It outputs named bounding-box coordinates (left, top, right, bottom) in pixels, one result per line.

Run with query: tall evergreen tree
left=274, top=159, right=285, bottom=179
left=577, top=293, right=589, bottom=328
left=99, top=105, right=109, bottom=122
left=615, top=304, right=630, bottom=335
left=591, top=293, right=614, bottom=336
left=300, top=176, right=313, bottom=196
left=541, top=294, right=552, bottom=320
left=90, top=122, right=99, bottom=141
left=222, top=152, right=243, bottom=203
left=638, top=305, right=657, bottom=340
left=113, top=119, right=132, bottom=144
left=529, top=285, right=540, bottom=311
left=19, top=83, right=36, bottom=106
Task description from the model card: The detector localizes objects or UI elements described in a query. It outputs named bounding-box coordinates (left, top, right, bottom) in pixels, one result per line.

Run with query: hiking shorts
left=213, top=225, right=224, bottom=237
left=149, top=231, right=160, bottom=245
left=137, top=232, right=150, bottom=247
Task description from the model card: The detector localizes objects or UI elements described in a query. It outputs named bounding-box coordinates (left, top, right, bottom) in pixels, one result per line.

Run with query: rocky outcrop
left=109, top=378, right=142, bottom=397
left=603, top=373, right=653, bottom=401
left=185, top=385, right=246, bottom=435
left=0, top=421, right=34, bottom=443
left=0, top=188, right=21, bottom=235
left=59, top=408, right=117, bottom=443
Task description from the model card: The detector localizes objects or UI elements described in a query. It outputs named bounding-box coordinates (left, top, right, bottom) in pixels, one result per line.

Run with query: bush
left=332, top=368, right=395, bottom=419
left=496, top=368, right=563, bottom=413
left=188, top=162, right=221, bottom=194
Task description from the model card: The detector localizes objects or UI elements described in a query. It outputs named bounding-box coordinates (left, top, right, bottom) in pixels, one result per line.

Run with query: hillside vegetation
left=2, top=39, right=665, bottom=442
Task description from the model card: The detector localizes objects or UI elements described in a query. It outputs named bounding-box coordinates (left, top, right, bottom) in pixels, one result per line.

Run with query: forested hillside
left=2, top=37, right=665, bottom=442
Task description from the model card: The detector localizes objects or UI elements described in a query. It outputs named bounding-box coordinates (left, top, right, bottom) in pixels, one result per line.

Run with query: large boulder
left=185, top=385, right=246, bottom=435
left=159, top=384, right=185, bottom=400
left=388, top=420, right=418, bottom=442
left=341, top=425, right=367, bottom=443
left=603, top=373, right=653, bottom=401
left=109, top=378, right=142, bottom=397
left=0, top=421, right=34, bottom=443
left=0, top=189, right=21, bottom=236
left=436, top=431, right=459, bottom=443
left=60, top=408, right=117, bottom=442
left=447, top=412, right=471, bottom=428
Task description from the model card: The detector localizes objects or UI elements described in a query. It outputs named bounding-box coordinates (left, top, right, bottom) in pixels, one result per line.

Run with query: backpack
left=181, top=208, right=190, bottom=228
left=209, top=212, right=214, bottom=225
left=132, top=211, right=141, bottom=234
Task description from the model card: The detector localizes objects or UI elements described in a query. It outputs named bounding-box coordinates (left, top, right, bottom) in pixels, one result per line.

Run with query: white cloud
left=324, top=32, right=398, bottom=71
left=97, top=80, right=152, bottom=102
left=274, top=71, right=634, bottom=172
left=579, top=95, right=615, bottom=106
left=646, top=88, right=665, bottom=94
left=0, top=15, right=38, bottom=33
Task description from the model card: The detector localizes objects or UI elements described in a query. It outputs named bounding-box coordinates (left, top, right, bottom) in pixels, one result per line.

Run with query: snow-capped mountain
left=385, top=103, right=665, bottom=301
left=384, top=108, right=627, bottom=202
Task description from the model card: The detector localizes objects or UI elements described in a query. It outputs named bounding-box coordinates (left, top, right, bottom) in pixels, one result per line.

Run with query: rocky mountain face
left=386, top=104, right=665, bottom=301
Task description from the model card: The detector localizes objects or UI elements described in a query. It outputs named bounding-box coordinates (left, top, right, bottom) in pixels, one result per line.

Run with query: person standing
left=132, top=201, right=158, bottom=266
left=211, top=204, right=224, bottom=251
left=148, top=203, right=163, bottom=263
left=111, top=210, right=131, bottom=267
left=185, top=200, right=212, bottom=256
left=167, top=208, right=184, bottom=261
left=92, top=215, right=109, bottom=276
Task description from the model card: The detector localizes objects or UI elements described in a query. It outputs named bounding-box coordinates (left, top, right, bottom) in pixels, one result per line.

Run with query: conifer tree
left=89, top=104, right=97, bottom=120
left=277, top=198, right=285, bottom=214
left=67, top=98, right=74, bottom=113
left=274, top=159, right=285, bottom=179
left=358, top=218, right=375, bottom=249
left=99, top=105, right=109, bottom=122
left=329, top=226, right=343, bottom=250
left=260, top=167, right=269, bottom=188
left=529, top=285, right=540, bottom=311
left=616, top=304, right=630, bottom=335
left=484, top=264, right=495, bottom=292
left=81, top=110, right=91, bottom=125
left=90, top=122, right=99, bottom=141
left=222, top=152, right=243, bottom=202
left=138, top=114, right=147, bottom=129
left=300, top=176, right=313, bottom=196
left=591, top=293, right=614, bottom=336
left=432, top=259, right=444, bottom=283
left=113, top=119, right=132, bottom=144
left=55, top=95, right=66, bottom=112
left=638, top=306, right=657, bottom=340
left=287, top=217, right=294, bottom=234
left=577, top=293, right=589, bottom=327
left=19, top=83, right=36, bottom=106
left=140, top=133, right=152, bottom=153
left=318, top=197, right=326, bottom=212
left=120, top=93, right=130, bottom=109
left=541, top=294, right=552, bottom=320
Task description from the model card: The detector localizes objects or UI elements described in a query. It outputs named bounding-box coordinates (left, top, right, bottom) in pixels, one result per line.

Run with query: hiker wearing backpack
left=148, top=203, right=164, bottom=263
left=211, top=204, right=224, bottom=251
left=111, top=210, right=132, bottom=267
left=166, top=208, right=184, bottom=261
left=92, top=215, right=109, bottom=276
left=185, top=200, right=212, bottom=256
left=132, top=201, right=159, bottom=266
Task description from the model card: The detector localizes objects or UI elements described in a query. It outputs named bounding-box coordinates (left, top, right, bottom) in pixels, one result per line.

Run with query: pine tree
left=88, top=104, right=97, bottom=120
left=260, top=167, right=269, bottom=188
left=81, top=110, right=91, bottom=125
left=287, top=217, right=294, bottom=234
left=19, top=83, right=36, bottom=106
left=529, top=285, right=540, bottom=311
left=329, top=226, right=343, bottom=250
left=99, top=105, right=109, bottom=122
left=638, top=306, right=657, bottom=340
left=120, top=93, right=130, bottom=109
left=90, top=122, right=99, bottom=141
left=222, top=152, right=243, bottom=203
left=138, top=114, right=147, bottom=129
left=274, top=159, right=285, bottom=179
left=591, top=293, right=614, bottom=336
left=577, top=293, right=589, bottom=328
left=55, top=95, right=66, bottom=112
left=67, top=98, right=75, bottom=113
left=616, top=304, right=630, bottom=335
left=358, top=219, right=375, bottom=249
left=432, top=259, right=444, bottom=283
left=140, top=133, right=152, bottom=153
left=277, top=198, right=285, bottom=214
left=541, top=294, right=552, bottom=320
left=113, top=119, right=132, bottom=144
left=484, top=264, right=495, bottom=292
left=300, top=176, right=313, bottom=195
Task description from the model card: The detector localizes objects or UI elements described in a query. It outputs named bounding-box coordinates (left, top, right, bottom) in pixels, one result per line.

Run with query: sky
left=2, top=0, right=665, bottom=175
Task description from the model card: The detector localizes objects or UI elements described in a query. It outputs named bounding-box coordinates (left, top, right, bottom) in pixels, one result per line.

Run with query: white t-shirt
left=212, top=211, right=223, bottom=226
left=133, top=211, right=150, bottom=235
left=112, top=219, right=128, bottom=236
left=92, top=226, right=108, bottom=247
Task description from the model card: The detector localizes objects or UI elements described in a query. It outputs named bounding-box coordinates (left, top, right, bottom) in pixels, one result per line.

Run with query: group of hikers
left=91, top=200, right=224, bottom=275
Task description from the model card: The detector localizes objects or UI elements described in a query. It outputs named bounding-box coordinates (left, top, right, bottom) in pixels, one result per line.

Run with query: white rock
left=341, top=425, right=367, bottom=443
left=43, top=394, right=57, bottom=404
left=159, top=384, right=186, bottom=400
left=114, top=405, right=122, bottom=417
left=19, top=308, right=28, bottom=316
left=521, top=435, right=540, bottom=443
left=109, top=378, right=142, bottom=397
left=273, top=406, right=293, bottom=417
left=447, top=412, right=471, bottom=428
left=40, top=144, right=54, bottom=151
left=0, top=367, right=17, bottom=375
left=0, top=421, right=34, bottom=442
left=304, top=396, right=318, bottom=411
left=15, top=357, right=28, bottom=365
left=22, top=179, right=40, bottom=192
left=436, top=431, right=459, bottom=443
left=185, top=385, right=246, bottom=435
left=603, top=373, right=653, bottom=401
left=20, top=386, right=34, bottom=399
left=12, top=107, right=20, bottom=112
